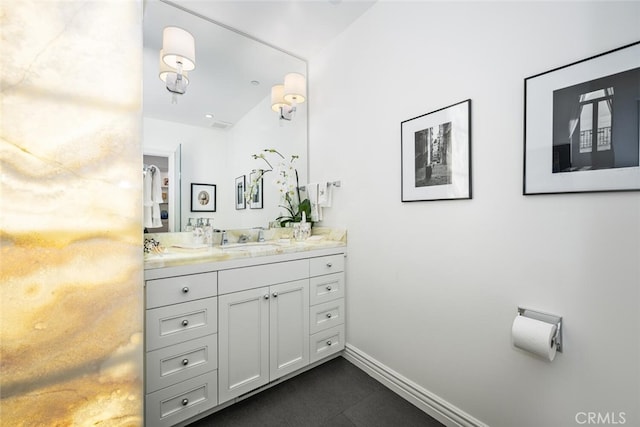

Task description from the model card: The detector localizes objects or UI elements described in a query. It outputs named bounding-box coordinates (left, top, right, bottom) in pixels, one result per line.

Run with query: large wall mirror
left=143, top=0, right=308, bottom=232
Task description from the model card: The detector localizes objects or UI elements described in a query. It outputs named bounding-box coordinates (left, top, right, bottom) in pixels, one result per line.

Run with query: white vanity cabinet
left=144, top=272, right=218, bottom=427
left=144, top=246, right=346, bottom=427
left=217, top=260, right=310, bottom=404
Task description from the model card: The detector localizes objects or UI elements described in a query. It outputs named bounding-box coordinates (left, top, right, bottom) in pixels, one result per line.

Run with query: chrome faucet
left=219, top=230, right=228, bottom=246
left=257, top=229, right=265, bottom=242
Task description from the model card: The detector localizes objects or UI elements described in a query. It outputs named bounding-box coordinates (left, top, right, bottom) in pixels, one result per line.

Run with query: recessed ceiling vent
left=211, top=120, right=233, bottom=130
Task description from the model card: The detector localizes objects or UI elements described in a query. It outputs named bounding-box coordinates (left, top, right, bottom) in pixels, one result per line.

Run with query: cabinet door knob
left=182, top=286, right=189, bottom=293
left=182, top=398, right=189, bottom=406
left=326, top=313, right=332, bottom=319
left=326, top=340, right=332, bottom=346
left=182, top=358, right=189, bottom=366
left=272, top=292, right=278, bottom=298
left=326, top=262, right=333, bottom=268
left=264, top=294, right=270, bottom=300
left=326, top=285, right=332, bottom=291
left=181, top=319, right=189, bottom=327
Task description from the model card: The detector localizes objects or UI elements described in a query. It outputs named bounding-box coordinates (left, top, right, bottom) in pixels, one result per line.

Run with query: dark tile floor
left=188, top=356, right=444, bottom=427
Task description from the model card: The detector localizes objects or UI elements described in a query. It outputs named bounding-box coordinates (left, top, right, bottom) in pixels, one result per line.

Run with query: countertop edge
left=144, top=244, right=347, bottom=280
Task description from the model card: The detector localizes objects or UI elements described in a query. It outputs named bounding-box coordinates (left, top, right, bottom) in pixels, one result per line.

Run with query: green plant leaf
left=298, top=198, right=312, bottom=219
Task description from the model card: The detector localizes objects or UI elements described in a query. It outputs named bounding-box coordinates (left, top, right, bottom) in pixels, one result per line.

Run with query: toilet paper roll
left=512, top=315, right=557, bottom=361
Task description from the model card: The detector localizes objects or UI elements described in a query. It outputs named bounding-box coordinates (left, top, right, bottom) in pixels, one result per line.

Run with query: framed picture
left=401, top=99, right=472, bottom=202
left=249, top=170, right=263, bottom=209
left=191, top=183, right=216, bottom=212
left=235, top=175, right=246, bottom=210
left=524, top=41, right=640, bottom=195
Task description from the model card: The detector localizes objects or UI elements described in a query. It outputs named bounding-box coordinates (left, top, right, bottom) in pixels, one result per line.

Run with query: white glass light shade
left=283, top=72, right=306, bottom=104
left=162, top=26, right=196, bottom=71
left=158, top=50, right=189, bottom=85
left=271, top=84, right=290, bottom=112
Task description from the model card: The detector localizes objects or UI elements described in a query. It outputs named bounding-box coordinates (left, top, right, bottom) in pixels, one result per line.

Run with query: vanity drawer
left=310, top=324, right=345, bottom=364
left=310, top=254, right=344, bottom=277
left=309, top=299, right=345, bottom=335
left=309, top=273, right=344, bottom=306
left=146, top=297, right=217, bottom=351
left=145, top=370, right=218, bottom=427
left=218, top=259, right=308, bottom=294
left=146, top=333, right=218, bottom=394
left=146, top=271, right=218, bottom=309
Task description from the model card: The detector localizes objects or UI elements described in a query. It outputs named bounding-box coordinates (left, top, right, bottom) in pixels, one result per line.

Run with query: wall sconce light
left=271, top=72, right=306, bottom=121
left=159, top=26, right=195, bottom=103
left=159, top=49, right=189, bottom=89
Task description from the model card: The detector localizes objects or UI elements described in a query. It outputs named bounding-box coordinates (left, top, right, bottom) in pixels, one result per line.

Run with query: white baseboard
left=343, top=344, right=488, bottom=427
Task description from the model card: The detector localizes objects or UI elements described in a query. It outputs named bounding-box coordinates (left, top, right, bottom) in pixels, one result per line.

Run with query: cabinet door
left=218, top=287, right=269, bottom=404
left=269, top=279, right=309, bottom=380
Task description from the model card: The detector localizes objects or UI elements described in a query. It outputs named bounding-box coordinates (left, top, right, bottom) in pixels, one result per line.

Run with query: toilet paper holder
left=517, top=307, right=563, bottom=353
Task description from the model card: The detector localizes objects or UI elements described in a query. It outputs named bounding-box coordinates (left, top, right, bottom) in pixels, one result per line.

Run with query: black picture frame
left=235, top=175, right=246, bottom=210
left=401, top=99, right=472, bottom=202
left=249, top=171, right=263, bottom=209
left=191, top=183, right=216, bottom=212
left=524, top=41, right=640, bottom=195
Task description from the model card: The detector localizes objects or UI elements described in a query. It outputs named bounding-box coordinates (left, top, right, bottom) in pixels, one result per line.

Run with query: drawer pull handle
left=326, top=313, right=332, bottom=319
left=264, top=294, right=270, bottom=300
left=326, top=340, right=332, bottom=346
left=182, top=286, right=189, bottom=293
left=326, top=285, right=332, bottom=291
left=182, top=358, right=189, bottom=366
left=181, top=319, right=189, bottom=327
left=326, top=262, right=333, bottom=268
left=272, top=292, right=278, bottom=298
left=182, top=398, right=189, bottom=406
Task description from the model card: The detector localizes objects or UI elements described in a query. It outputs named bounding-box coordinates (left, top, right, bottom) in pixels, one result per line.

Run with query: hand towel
left=306, top=183, right=321, bottom=222
left=149, top=165, right=163, bottom=228
left=143, top=167, right=154, bottom=227
left=318, top=182, right=333, bottom=208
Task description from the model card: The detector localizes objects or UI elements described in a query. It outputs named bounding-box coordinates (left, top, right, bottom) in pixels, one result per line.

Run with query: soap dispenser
left=204, top=219, right=214, bottom=246
left=299, top=211, right=310, bottom=240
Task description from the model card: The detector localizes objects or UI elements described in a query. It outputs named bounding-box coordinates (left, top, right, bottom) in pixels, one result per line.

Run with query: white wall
left=309, top=2, right=640, bottom=426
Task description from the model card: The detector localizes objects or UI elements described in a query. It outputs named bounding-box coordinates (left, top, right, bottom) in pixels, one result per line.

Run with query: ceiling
left=168, top=0, right=377, bottom=60
left=143, top=0, right=375, bottom=129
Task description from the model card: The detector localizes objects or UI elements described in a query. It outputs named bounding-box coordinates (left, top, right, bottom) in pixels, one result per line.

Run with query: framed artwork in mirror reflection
left=401, top=99, right=472, bottom=202
left=191, top=183, right=216, bottom=212
left=235, top=175, right=246, bottom=210
left=249, top=171, right=263, bottom=209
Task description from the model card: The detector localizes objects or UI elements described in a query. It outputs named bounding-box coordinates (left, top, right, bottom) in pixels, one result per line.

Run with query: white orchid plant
left=246, top=149, right=311, bottom=227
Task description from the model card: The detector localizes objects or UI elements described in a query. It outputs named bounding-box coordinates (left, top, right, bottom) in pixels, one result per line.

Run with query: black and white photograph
left=415, top=122, right=452, bottom=187
left=552, top=68, right=639, bottom=174
left=401, top=99, right=471, bottom=202
left=525, top=41, right=640, bottom=194
left=191, top=183, right=216, bottom=212
left=249, top=171, right=263, bottom=209
left=235, top=175, right=246, bottom=210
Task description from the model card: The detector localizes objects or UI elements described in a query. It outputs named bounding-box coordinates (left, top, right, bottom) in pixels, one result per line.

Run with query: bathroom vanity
left=143, top=236, right=346, bottom=427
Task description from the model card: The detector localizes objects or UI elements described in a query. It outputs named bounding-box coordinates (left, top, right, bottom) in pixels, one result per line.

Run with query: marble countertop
left=144, top=227, right=347, bottom=273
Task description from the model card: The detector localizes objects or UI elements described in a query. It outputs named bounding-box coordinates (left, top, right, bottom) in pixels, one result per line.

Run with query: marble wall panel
left=1, top=1, right=144, bottom=425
